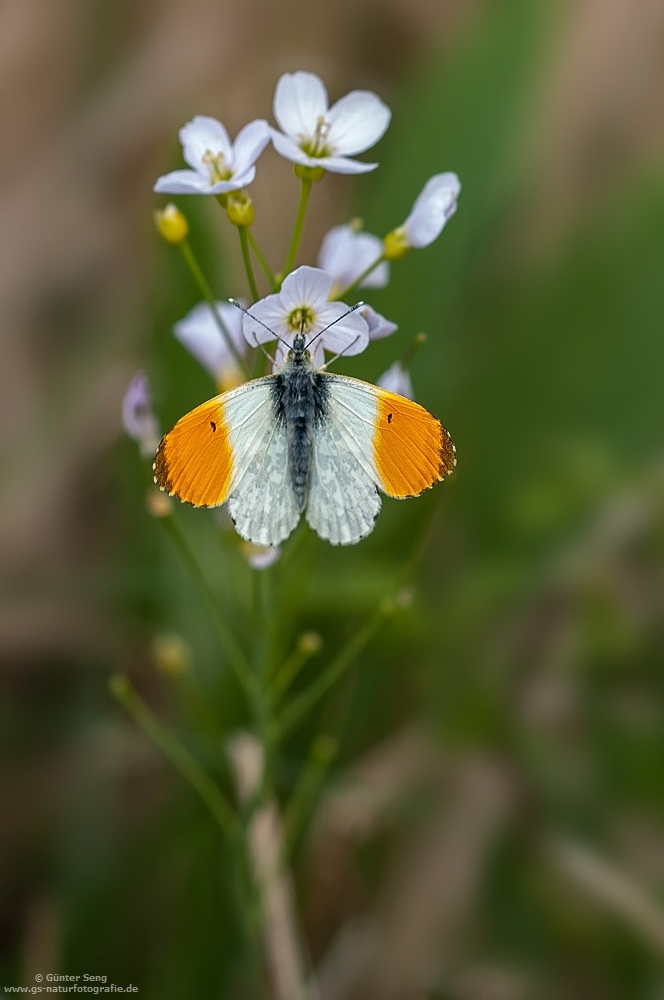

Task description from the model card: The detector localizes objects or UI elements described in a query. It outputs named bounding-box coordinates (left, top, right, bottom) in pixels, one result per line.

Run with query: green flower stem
left=238, top=226, right=260, bottom=302
left=109, top=674, right=236, bottom=836
left=179, top=239, right=249, bottom=378
left=400, top=332, right=427, bottom=370
left=161, top=514, right=255, bottom=699
left=334, top=252, right=386, bottom=301
left=270, top=643, right=317, bottom=704
left=252, top=569, right=276, bottom=783
left=283, top=178, right=312, bottom=279
left=272, top=603, right=390, bottom=740
left=247, top=229, right=277, bottom=291
left=284, top=734, right=337, bottom=855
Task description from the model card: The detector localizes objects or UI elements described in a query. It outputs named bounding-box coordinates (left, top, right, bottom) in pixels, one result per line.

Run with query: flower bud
left=152, top=632, right=192, bottom=676
left=226, top=192, right=255, bottom=227
left=241, top=542, right=281, bottom=570
left=146, top=488, right=172, bottom=518
left=383, top=227, right=410, bottom=261
left=154, top=203, right=189, bottom=245
left=294, top=163, right=326, bottom=183
left=298, top=631, right=323, bottom=656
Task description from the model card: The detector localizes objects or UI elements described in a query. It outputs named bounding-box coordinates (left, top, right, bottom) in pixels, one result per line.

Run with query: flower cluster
left=125, top=69, right=461, bottom=565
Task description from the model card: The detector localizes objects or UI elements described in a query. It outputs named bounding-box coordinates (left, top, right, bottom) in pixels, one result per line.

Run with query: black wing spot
left=210, top=421, right=216, bottom=432
left=387, top=413, right=393, bottom=424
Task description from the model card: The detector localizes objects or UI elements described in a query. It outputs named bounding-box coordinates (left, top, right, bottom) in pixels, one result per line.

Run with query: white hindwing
left=224, top=379, right=300, bottom=546
left=306, top=376, right=381, bottom=545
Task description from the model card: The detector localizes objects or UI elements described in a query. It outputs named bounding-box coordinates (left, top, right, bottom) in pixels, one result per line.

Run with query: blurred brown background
left=3, top=0, right=664, bottom=997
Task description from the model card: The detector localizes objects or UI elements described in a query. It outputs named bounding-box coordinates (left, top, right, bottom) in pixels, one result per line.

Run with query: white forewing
left=224, top=379, right=300, bottom=545
left=306, top=376, right=381, bottom=545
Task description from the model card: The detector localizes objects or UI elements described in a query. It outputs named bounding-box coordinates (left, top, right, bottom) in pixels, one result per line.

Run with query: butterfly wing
left=305, top=375, right=455, bottom=545
left=154, top=377, right=300, bottom=546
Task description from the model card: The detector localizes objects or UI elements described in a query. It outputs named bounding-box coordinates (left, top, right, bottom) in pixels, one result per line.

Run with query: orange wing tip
left=152, top=399, right=233, bottom=508
left=374, top=390, right=456, bottom=498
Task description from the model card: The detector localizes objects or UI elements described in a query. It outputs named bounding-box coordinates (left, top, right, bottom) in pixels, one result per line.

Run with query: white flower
left=318, top=224, right=388, bottom=291
left=401, top=172, right=461, bottom=248
left=270, top=71, right=391, bottom=175
left=242, top=542, right=281, bottom=570
left=122, top=373, right=160, bottom=456
left=154, top=116, right=270, bottom=195
left=242, top=265, right=369, bottom=367
left=174, top=302, right=247, bottom=389
left=377, top=361, right=414, bottom=400
left=359, top=304, right=397, bottom=341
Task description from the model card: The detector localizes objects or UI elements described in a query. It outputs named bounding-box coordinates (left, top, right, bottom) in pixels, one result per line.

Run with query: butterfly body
left=271, top=334, right=329, bottom=511
left=154, top=338, right=456, bottom=546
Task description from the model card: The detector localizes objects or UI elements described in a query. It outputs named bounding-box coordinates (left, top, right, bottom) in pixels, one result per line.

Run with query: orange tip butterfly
left=154, top=321, right=456, bottom=546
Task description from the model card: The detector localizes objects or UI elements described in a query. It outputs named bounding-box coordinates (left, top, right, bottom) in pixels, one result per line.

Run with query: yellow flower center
left=299, top=116, right=333, bottom=158
left=287, top=306, right=316, bottom=334
left=202, top=149, right=233, bottom=184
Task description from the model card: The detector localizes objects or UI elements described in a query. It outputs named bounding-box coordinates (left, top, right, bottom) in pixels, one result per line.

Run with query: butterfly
left=153, top=326, right=456, bottom=546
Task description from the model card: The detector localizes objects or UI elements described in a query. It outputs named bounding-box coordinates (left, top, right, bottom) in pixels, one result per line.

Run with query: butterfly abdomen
left=273, top=363, right=329, bottom=512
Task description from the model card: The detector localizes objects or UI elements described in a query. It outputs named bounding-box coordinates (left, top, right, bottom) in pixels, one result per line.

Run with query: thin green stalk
left=179, top=239, right=249, bottom=377
left=283, top=178, right=312, bottom=278
left=247, top=229, right=277, bottom=291
left=272, top=604, right=388, bottom=740
left=109, top=674, right=236, bottom=835
left=161, top=514, right=255, bottom=699
left=238, top=226, right=260, bottom=302
left=252, top=569, right=275, bottom=782
left=284, top=734, right=337, bottom=855
left=272, top=491, right=445, bottom=742
left=334, top=252, right=386, bottom=301
left=270, top=640, right=319, bottom=704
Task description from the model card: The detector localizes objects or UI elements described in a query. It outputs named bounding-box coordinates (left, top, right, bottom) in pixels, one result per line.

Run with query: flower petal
left=377, top=362, right=414, bottom=400
left=318, top=225, right=388, bottom=289
left=360, top=305, right=397, bottom=340
left=242, top=294, right=288, bottom=347
left=153, top=169, right=210, bottom=194
left=268, top=129, right=378, bottom=173
left=273, top=71, right=328, bottom=138
left=280, top=266, right=334, bottom=312
left=122, top=372, right=160, bottom=456
left=232, top=119, right=271, bottom=173
left=269, top=128, right=317, bottom=166
left=174, top=302, right=245, bottom=379
left=404, top=172, right=461, bottom=248
left=310, top=154, right=378, bottom=175
left=208, top=166, right=257, bottom=194
left=179, top=116, right=232, bottom=172
left=243, top=543, right=282, bottom=570
left=314, top=302, right=369, bottom=357
left=327, top=90, right=391, bottom=155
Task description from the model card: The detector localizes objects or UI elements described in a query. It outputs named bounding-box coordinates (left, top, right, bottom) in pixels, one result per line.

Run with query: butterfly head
left=289, top=332, right=310, bottom=363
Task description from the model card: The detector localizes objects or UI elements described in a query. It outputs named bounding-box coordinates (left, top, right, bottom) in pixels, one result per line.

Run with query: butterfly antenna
left=228, top=298, right=290, bottom=351
left=305, top=301, right=365, bottom=351
left=319, top=334, right=361, bottom=371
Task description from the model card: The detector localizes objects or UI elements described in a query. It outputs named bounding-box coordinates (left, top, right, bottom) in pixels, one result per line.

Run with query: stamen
left=202, top=149, right=233, bottom=184
left=287, top=306, right=316, bottom=334
left=298, top=116, right=333, bottom=158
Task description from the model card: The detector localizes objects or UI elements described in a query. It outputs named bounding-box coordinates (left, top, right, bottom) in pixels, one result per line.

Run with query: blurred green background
left=2, top=0, right=664, bottom=996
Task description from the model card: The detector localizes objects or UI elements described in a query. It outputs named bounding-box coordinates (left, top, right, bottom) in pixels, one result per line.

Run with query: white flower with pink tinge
left=377, top=361, right=414, bottom=400
left=317, top=225, right=397, bottom=340
left=400, top=173, right=461, bottom=248
left=154, top=116, right=270, bottom=196
left=270, top=72, right=391, bottom=175
left=174, top=302, right=247, bottom=389
left=122, top=373, right=160, bottom=456
left=241, top=266, right=369, bottom=368
left=318, top=224, right=389, bottom=290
